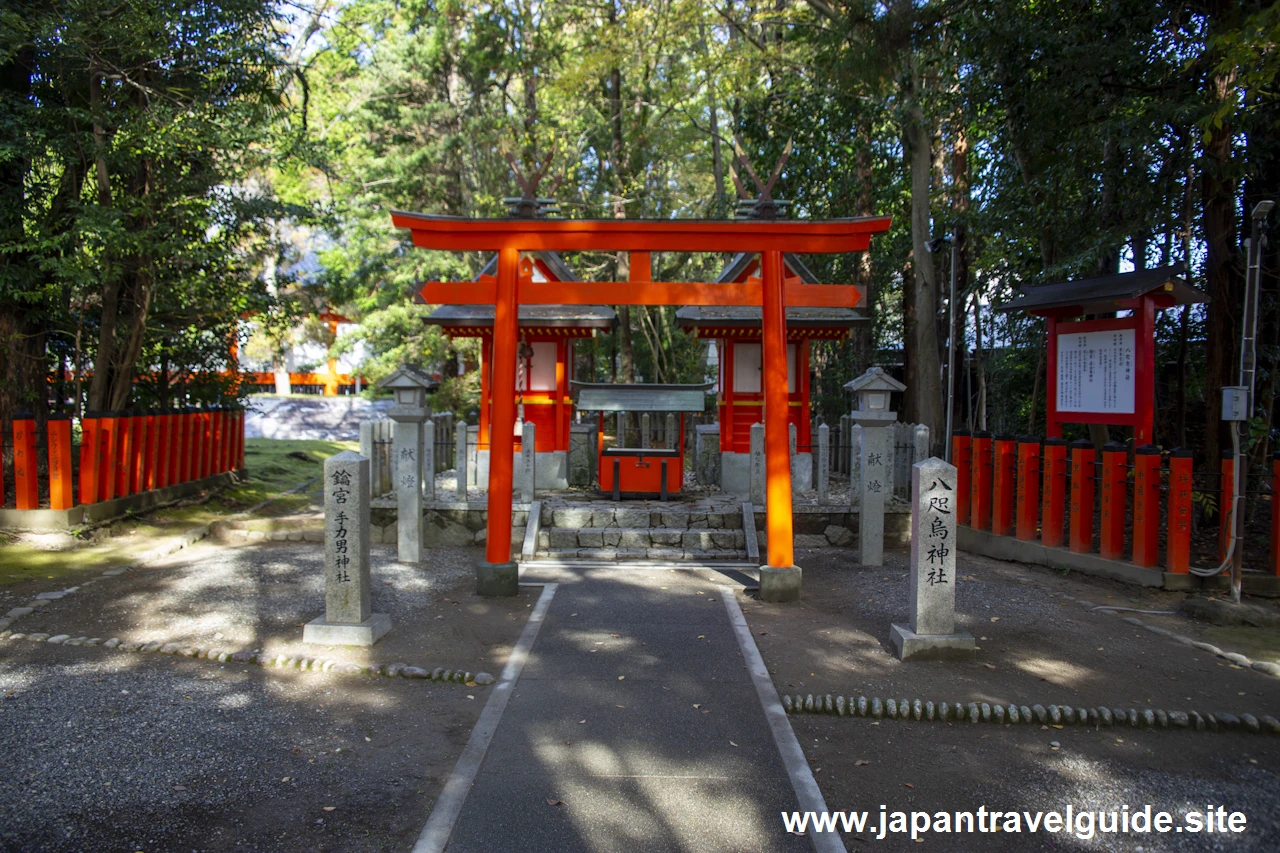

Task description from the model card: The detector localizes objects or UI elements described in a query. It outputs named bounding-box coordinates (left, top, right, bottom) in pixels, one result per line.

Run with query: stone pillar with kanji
left=891, top=457, right=975, bottom=661
left=304, top=451, right=391, bottom=646
left=845, top=367, right=906, bottom=567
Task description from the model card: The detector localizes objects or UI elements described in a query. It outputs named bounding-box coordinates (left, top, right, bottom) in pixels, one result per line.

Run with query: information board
left=1056, top=328, right=1135, bottom=414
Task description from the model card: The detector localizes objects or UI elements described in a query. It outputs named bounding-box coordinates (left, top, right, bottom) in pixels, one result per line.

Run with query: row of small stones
left=781, top=694, right=1280, bottom=736
left=0, top=630, right=494, bottom=686
left=225, top=528, right=323, bottom=543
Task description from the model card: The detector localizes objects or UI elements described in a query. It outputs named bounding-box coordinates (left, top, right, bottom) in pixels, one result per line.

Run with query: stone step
left=544, top=507, right=742, bottom=530
left=533, top=547, right=748, bottom=562
left=538, top=527, right=747, bottom=551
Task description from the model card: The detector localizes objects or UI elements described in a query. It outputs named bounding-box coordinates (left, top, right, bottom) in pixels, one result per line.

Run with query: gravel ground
left=0, top=643, right=479, bottom=853
left=0, top=540, right=534, bottom=853
left=747, top=547, right=1280, bottom=851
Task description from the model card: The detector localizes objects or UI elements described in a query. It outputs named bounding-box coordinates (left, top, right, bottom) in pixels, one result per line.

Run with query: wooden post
left=1069, top=440, right=1095, bottom=554
left=12, top=415, right=39, bottom=510
left=79, top=413, right=101, bottom=505
left=178, top=409, right=193, bottom=484
left=1219, top=450, right=1234, bottom=564
left=157, top=410, right=174, bottom=488
left=1015, top=437, right=1041, bottom=541
left=1041, top=438, right=1067, bottom=547
left=212, top=407, right=225, bottom=473
left=47, top=415, right=74, bottom=510
left=131, top=411, right=148, bottom=494
left=1167, top=449, right=1194, bottom=574
left=1100, top=443, right=1127, bottom=560
left=116, top=411, right=136, bottom=497
left=761, top=250, right=795, bottom=573
left=141, top=410, right=157, bottom=490
left=483, top=247, right=520, bottom=570
left=1132, top=445, right=1161, bottom=568
left=98, top=412, right=118, bottom=501
left=952, top=430, right=971, bottom=525
left=970, top=431, right=993, bottom=531
left=991, top=435, right=1017, bottom=536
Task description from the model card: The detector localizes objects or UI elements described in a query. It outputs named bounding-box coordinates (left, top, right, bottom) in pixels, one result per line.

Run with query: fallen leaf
left=466, top=681, right=477, bottom=687
left=855, top=760, right=871, bottom=766
left=618, top=676, right=625, bottom=681
left=903, top=782, right=914, bottom=789
left=982, top=663, right=997, bottom=670
left=697, top=635, right=706, bottom=640
left=172, top=785, right=187, bottom=791
left=730, top=741, right=739, bottom=747
left=578, top=719, right=586, bottom=724
left=322, top=806, right=336, bottom=812
left=615, top=705, right=625, bottom=709
left=546, top=799, right=565, bottom=807
left=990, top=617, right=1000, bottom=622
left=693, top=704, right=702, bottom=709
left=466, top=695, right=475, bottom=700
left=363, top=737, right=371, bottom=742
left=281, top=777, right=291, bottom=782
left=610, top=633, right=620, bottom=638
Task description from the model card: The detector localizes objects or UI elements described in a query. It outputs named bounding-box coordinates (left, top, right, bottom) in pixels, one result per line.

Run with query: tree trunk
left=902, top=69, right=943, bottom=435
left=1201, top=0, right=1243, bottom=468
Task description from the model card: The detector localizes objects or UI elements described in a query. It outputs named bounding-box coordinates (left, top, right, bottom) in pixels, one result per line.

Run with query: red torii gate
left=391, top=212, right=892, bottom=600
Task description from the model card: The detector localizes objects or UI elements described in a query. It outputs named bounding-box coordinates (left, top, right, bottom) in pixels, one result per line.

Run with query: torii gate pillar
left=759, top=250, right=800, bottom=600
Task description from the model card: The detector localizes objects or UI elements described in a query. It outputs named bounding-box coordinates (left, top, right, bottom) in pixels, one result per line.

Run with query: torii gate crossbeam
left=391, top=211, right=892, bottom=601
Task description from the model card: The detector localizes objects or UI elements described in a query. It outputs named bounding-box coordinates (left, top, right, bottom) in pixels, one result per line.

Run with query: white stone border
left=723, top=593, right=847, bottom=853
left=411, top=582, right=559, bottom=853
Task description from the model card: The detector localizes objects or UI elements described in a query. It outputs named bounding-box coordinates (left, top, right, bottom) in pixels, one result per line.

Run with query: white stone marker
left=521, top=420, right=536, bottom=503
left=857, top=425, right=893, bottom=565
left=303, top=451, right=391, bottom=646
left=421, top=418, right=436, bottom=502
left=455, top=419, right=468, bottom=500
left=665, top=413, right=677, bottom=449
left=817, top=423, right=830, bottom=504
left=641, top=413, right=652, bottom=449
left=891, top=457, right=975, bottom=661
left=749, top=422, right=765, bottom=506
left=390, top=407, right=425, bottom=563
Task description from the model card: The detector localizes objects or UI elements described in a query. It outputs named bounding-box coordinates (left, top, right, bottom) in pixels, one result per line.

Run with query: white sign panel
left=1056, top=329, right=1135, bottom=414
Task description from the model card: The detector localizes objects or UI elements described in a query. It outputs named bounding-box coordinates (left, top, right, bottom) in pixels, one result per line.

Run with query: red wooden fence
left=3, top=406, right=245, bottom=512
left=953, top=435, right=1280, bottom=578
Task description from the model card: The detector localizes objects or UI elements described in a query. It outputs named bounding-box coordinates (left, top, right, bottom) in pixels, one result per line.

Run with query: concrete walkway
left=417, top=566, right=833, bottom=853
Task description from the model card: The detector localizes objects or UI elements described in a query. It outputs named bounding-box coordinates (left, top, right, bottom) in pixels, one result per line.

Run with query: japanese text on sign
left=1056, top=328, right=1135, bottom=414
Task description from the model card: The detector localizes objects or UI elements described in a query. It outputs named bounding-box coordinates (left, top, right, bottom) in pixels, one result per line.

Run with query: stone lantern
left=843, top=367, right=906, bottom=567
left=378, top=365, right=438, bottom=563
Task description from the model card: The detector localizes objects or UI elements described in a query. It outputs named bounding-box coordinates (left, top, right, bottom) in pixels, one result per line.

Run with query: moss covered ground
left=0, top=439, right=354, bottom=585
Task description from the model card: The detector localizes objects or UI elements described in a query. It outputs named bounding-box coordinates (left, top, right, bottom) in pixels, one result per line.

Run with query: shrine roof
left=424, top=250, right=617, bottom=329
left=674, top=252, right=865, bottom=329
left=998, top=263, right=1207, bottom=315
left=571, top=382, right=713, bottom=413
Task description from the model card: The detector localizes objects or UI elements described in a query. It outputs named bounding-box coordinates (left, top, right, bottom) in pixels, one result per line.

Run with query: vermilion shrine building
left=423, top=250, right=616, bottom=490
left=677, top=251, right=864, bottom=493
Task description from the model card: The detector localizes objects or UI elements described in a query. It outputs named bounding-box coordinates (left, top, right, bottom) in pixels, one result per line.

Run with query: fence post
left=98, top=412, right=119, bottom=501
left=1041, top=438, right=1067, bottom=547
left=1069, top=440, right=1096, bottom=554
left=991, top=435, right=1017, bottom=536
left=178, top=408, right=194, bottom=484
left=970, top=431, right=993, bottom=531
left=1166, top=449, right=1194, bottom=574
left=422, top=418, right=436, bottom=502
left=1219, top=449, right=1234, bottom=564
left=141, top=410, right=157, bottom=490
left=456, top=420, right=468, bottom=501
left=163, top=409, right=179, bottom=487
left=79, top=413, right=101, bottom=505
left=1270, top=451, right=1280, bottom=576
left=45, top=415, right=73, bottom=510
left=952, top=430, right=972, bottom=525
left=816, top=423, right=830, bottom=504
left=1100, top=442, right=1127, bottom=560
left=1132, top=445, right=1161, bottom=568
left=13, top=415, right=39, bottom=510
left=1015, top=437, right=1041, bottom=541
left=839, top=414, right=850, bottom=474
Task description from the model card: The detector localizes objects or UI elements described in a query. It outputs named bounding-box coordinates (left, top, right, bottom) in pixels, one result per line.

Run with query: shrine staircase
left=533, top=505, right=752, bottom=564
